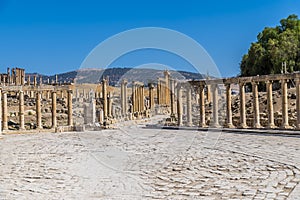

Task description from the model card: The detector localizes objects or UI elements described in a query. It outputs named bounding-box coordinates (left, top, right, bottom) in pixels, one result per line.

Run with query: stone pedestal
left=84, top=100, right=96, bottom=124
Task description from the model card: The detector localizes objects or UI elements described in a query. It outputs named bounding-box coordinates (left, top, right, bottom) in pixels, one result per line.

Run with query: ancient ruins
left=1, top=67, right=300, bottom=133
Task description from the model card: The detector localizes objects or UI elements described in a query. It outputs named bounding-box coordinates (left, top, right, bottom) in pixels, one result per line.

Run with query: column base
left=268, top=124, right=276, bottom=129
left=281, top=124, right=292, bottom=129
left=212, top=123, right=221, bottom=128
left=238, top=124, right=248, bottom=129
left=187, top=122, right=193, bottom=127
left=199, top=123, right=208, bottom=128
left=254, top=124, right=262, bottom=129
left=225, top=123, right=235, bottom=128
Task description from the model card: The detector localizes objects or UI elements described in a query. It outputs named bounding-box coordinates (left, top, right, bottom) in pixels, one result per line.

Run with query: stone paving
left=1, top=118, right=300, bottom=199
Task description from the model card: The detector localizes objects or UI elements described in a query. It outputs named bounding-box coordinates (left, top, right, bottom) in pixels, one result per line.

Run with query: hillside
left=30, top=68, right=205, bottom=86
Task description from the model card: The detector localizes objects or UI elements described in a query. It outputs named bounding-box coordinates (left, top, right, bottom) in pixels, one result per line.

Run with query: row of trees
left=240, top=14, right=300, bottom=76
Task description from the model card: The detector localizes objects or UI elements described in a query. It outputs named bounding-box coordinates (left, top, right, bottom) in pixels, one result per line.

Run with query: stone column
left=212, top=84, right=220, bottom=128
left=252, top=81, right=261, bottom=128
left=186, top=85, right=192, bottom=126
left=239, top=83, right=247, bottom=128
left=33, top=75, right=37, bottom=86
left=2, top=91, right=7, bottom=131
left=170, top=79, right=176, bottom=116
left=121, top=80, right=127, bottom=116
left=19, top=90, right=25, bottom=130
left=39, top=76, right=43, bottom=85
left=36, top=91, right=42, bottom=129
left=108, top=93, right=113, bottom=118
left=132, top=82, right=137, bottom=113
left=0, top=89, right=2, bottom=132
left=225, top=83, right=234, bottom=128
left=141, top=86, right=145, bottom=113
left=164, top=70, right=170, bottom=105
left=102, top=79, right=108, bottom=119
left=207, top=84, right=211, bottom=103
left=297, top=78, right=300, bottom=129
left=67, top=90, right=73, bottom=126
left=281, top=79, right=289, bottom=129
left=149, top=83, right=155, bottom=110
left=199, top=84, right=206, bottom=127
left=177, top=85, right=183, bottom=126
left=52, top=91, right=57, bottom=128
left=266, top=80, right=275, bottom=128
left=157, top=80, right=160, bottom=105
left=27, top=75, right=31, bottom=85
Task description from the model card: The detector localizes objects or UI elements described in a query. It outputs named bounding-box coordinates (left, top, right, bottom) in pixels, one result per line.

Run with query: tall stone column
left=252, top=81, right=261, bottom=128
left=239, top=83, right=247, bottom=128
left=121, top=80, right=127, bottom=116
left=141, top=86, right=145, bottom=113
left=2, top=91, right=7, bottom=131
left=266, top=80, right=275, bottom=128
left=33, top=75, right=37, bottom=87
left=39, top=76, right=43, bottom=85
left=281, top=79, right=290, bottom=129
left=296, top=78, right=300, bottom=129
left=19, top=90, right=25, bottom=130
left=67, top=90, right=73, bottom=126
left=0, top=89, right=1, bottom=132
left=170, top=79, right=176, bottom=116
left=108, top=92, right=113, bottom=118
left=212, top=84, right=220, bottom=128
left=52, top=91, right=57, bottom=128
left=177, top=85, right=183, bottom=126
left=149, top=83, right=155, bottom=110
left=102, top=79, right=108, bottom=119
left=132, top=82, right=136, bottom=113
left=164, top=70, right=170, bottom=105
left=207, top=84, right=211, bottom=103
left=36, top=91, right=42, bottom=129
left=199, top=84, right=206, bottom=127
left=225, top=83, right=234, bottom=128
left=186, top=85, right=192, bottom=126
left=27, top=75, right=31, bottom=85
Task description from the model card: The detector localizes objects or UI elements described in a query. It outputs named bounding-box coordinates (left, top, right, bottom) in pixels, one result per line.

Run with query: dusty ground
left=1, top=116, right=300, bottom=199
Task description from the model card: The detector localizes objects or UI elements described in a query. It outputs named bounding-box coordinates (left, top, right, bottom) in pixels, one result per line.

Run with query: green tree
left=240, top=14, right=300, bottom=76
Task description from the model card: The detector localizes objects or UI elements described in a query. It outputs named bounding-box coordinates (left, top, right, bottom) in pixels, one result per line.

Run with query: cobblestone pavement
left=1, top=118, right=300, bottom=199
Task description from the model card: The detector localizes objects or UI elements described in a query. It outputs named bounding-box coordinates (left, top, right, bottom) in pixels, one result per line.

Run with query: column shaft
left=266, top=81, right=275, bottom=128
left=52, top=91, right=57, bottom=128
left=239, top=83, right=247, bottom=128
left=252, top=82, right=261, bottom=128
left=36, top=92, right=42, bottom=129
left=199, top=84, right=206, bottom=127
left=67, top=90, right=73, bottom=126
left=226, top=84, right=234, bottom=128
left=19, top=91, right=25, bottom=130
left=2, top=91, right=7, bottom=130
left=281, top=79, right=289, bottom=128
left=187, top=85, right=192, bottom=126
left=177, top=86, right=183, bottom=126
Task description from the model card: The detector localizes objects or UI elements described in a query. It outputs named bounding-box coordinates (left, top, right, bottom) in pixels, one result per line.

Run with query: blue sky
left=0, top=0, right=299, bottom=77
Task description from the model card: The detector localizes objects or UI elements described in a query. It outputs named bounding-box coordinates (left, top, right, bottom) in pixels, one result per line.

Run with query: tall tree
left=240, top=15, right=300, bottom=76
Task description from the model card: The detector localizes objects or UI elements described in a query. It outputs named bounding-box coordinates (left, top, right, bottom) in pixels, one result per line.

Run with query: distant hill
left=29, top=68, right=206, bottom=86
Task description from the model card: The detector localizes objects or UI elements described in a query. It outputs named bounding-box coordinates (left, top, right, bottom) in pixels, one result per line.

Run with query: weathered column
left=266, top=80, right=275, bottom=128
left=108, top=92, right=112, bottom=118
left=141, top=85, right=145, bottom=113
left=36, top=91, right=42, bottom=129
left=121, top=80, right=127, bottom=116
left=207, top=84, right=211, bottom=103
left=33, top=75, right=37, bottom=86
left=149, top=83, right=155, bottom=110
left=186, top=85, right=192, bottom=126
left=170, top=79, right=176, bottom=116
left=19, top=90, right=25, bottom=130
left=52, top=91, right=57, bottom=128
left=0, top=89, right=2, bottom=132
left=212, top=84, right=220, bottom=128
left=297, top=78, right=300, bottom=129
left=164, top=70, right=170, bottom=105
left=157, top=80, right=161, bottom=105
left=102, top=79, right=108, bottom=119
left=281, top=79, right=290, bottom=129
left=177, top=85, right=183, bottom=126
left=252, top=81, right=261, bottom=128
left=67, top=90, right=73, bottom=126
left=132, top=82, right=136, bottom=114
left=39, top=76, right=43, bottom=85
left=225, top=83, right=234, bottom=128
left=239, top=83, right=247, bottom=128
left=2, top=91, right=7, bottom=131
left=27, top=75, right=31, bottom=85
left=199, top=84, right=206, bottom=127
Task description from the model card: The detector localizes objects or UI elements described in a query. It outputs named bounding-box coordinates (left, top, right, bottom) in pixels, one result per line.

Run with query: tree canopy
left=240, top=14, right=300, bottom=76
